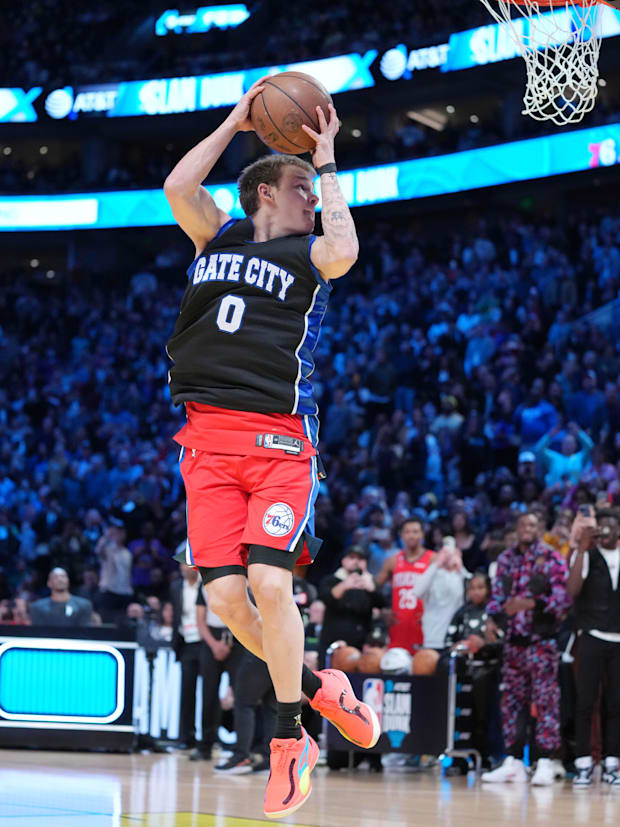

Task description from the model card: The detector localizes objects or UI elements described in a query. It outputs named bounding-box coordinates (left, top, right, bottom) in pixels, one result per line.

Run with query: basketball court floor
left=1, top=749, right=618, bottom=826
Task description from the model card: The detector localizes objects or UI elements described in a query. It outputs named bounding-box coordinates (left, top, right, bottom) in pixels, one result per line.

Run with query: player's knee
left=206, top=579, right=247, bottom=624
left=206, top=595, right=233, bottom=624
left=221, top=599, right=254, bottom=629
left=249, top=569, right=293, bottom=616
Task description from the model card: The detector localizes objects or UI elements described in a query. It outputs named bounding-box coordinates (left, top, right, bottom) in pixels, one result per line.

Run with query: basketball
left=250, top=71, right=333, bottom=155
left=357, top=647, right=385, bottom=674
left=330, top=644, right=362, bottom=673
left=380, top=647, right=413, bottom=675
left=412, top=648, right=439, bottom=676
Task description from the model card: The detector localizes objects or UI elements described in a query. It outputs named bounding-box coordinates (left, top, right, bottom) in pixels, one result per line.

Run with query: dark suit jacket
left=29, top=595, right=93, bottom=627
left=170, top=578, right=184, bottom=658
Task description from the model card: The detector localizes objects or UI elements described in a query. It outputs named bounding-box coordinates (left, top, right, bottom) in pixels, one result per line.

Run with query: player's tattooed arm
left=304, top=105, right=359, bottom=280
left=320, top=172, right=359, bottom=249
left=310, top=171, right=359, bottom=280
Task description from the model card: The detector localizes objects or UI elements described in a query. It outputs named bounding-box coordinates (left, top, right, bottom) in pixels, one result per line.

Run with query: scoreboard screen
left=0, top=628, right=136, bottom=749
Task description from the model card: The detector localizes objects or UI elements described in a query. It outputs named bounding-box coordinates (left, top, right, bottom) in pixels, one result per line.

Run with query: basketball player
left=376, top=518, right=435, bottom=653
left=163, top=77, right=379, bottom=819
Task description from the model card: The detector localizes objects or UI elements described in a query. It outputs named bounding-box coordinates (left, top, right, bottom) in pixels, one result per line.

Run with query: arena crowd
left=3, top=0, right=620, bottom=198
left=1, top=196, right=619, bottom=777
left=2, top=0, right=495, bottom=88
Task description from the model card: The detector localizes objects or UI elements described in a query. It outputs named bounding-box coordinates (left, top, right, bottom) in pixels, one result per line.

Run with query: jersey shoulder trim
left=308, top=235, right=333, bottom=289
left=184, top=218, right=242, bottom=279
left=212, top=217, right=239, bottom=241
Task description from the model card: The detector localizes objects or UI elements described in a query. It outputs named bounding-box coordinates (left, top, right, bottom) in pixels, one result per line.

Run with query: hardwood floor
left=1, top=750, right=618, bottom=826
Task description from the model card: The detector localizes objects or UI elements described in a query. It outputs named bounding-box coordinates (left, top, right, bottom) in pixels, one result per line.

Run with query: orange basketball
left=357, top=647, right=385, bottom=674
left=250, top=71, right=332, bottom=155
left=412, top=648, right=439, bottom=676
left=330, top=645, right=361, bottom=673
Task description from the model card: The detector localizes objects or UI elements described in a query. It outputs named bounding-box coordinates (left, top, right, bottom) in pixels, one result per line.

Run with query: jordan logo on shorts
left=263, top=503, right=294, bottom=537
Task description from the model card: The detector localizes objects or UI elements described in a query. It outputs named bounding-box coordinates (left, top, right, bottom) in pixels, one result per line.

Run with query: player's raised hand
left=227, top=75, right=270, bottom=132
left=302, top=103, right=340, bottom=167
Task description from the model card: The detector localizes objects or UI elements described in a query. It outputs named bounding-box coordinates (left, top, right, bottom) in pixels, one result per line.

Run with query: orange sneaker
left=263, top=727, right=319, bottom=819
left=309, top=668, right=380, bottom=749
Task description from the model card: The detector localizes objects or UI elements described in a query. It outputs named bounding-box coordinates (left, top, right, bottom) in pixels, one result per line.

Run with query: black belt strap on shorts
left=255, top=433, right=304, bottom=455
left=255, top=432, right=327, bottom=479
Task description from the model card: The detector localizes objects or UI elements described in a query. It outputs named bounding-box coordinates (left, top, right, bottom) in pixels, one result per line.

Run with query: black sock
left=275, top=700, right=303, bottom=740
left=301, top=665, right=322, bottom=700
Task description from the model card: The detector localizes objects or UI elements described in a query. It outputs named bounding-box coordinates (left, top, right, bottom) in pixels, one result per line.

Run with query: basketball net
left=477, top=0, right=603, bottom=125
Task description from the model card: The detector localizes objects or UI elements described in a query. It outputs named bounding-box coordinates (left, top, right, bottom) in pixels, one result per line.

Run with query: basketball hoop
left=477, top=0, right=610, bottom=125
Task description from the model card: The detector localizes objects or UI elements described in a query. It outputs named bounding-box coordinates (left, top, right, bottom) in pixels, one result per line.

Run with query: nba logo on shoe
left=362, top=678, right=384, bottom=729
left=262, top=503, right=294, bottom=537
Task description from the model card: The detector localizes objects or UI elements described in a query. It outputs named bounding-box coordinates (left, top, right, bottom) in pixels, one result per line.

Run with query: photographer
left=318, top=546, right=384, bottom=666
left=567, top=507, right=620, bottom=787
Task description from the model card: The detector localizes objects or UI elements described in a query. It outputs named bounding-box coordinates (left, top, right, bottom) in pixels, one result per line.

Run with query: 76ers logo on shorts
left=262, top=503, right=295, bottom=537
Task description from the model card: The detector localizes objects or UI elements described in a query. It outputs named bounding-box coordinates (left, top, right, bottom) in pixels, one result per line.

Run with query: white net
left=477, top=0, right=603, bottom=125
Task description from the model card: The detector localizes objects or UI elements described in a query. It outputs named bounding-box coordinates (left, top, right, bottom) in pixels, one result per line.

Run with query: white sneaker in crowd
left=573, top=756, right=594, bottom=787
left=603, top=757, right=620, bottom=787
left=552, top=759, right=566, bottom=780
left=481, top=756, right=528, bottom=784
left=531, top=757, right=555, bottom=786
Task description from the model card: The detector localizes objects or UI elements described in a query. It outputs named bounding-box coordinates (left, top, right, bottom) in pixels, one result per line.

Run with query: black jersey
left=167, top=217, right=332, bottom=416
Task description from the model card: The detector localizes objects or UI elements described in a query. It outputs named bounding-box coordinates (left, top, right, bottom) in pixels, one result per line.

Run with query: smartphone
left=578, top=505, right=592, bottom=517
left=442, top=536, right=457, bottom=552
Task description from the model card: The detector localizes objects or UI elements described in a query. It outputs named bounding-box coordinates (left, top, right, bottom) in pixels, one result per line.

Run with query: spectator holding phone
left=567, top=506, right=620, bottom=787
left=94, top=521, right=133, bottom=623
left=411, top=536, right=469, bottom=650
left=318, top=546, right=384, bottom=666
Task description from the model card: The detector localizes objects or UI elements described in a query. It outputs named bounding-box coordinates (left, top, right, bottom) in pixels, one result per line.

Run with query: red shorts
left=178, top=447, right=321, bottom=572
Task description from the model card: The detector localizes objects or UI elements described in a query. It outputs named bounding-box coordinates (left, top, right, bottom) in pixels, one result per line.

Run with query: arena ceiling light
left=406, top=108, right=448, bottom=131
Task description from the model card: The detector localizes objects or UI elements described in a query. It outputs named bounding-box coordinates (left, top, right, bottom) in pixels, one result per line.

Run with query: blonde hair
left=237, top=154, right=315, bottom=216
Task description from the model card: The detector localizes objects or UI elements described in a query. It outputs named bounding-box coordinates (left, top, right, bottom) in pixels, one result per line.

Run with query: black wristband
left=316, top=162, right=337, bottom=176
